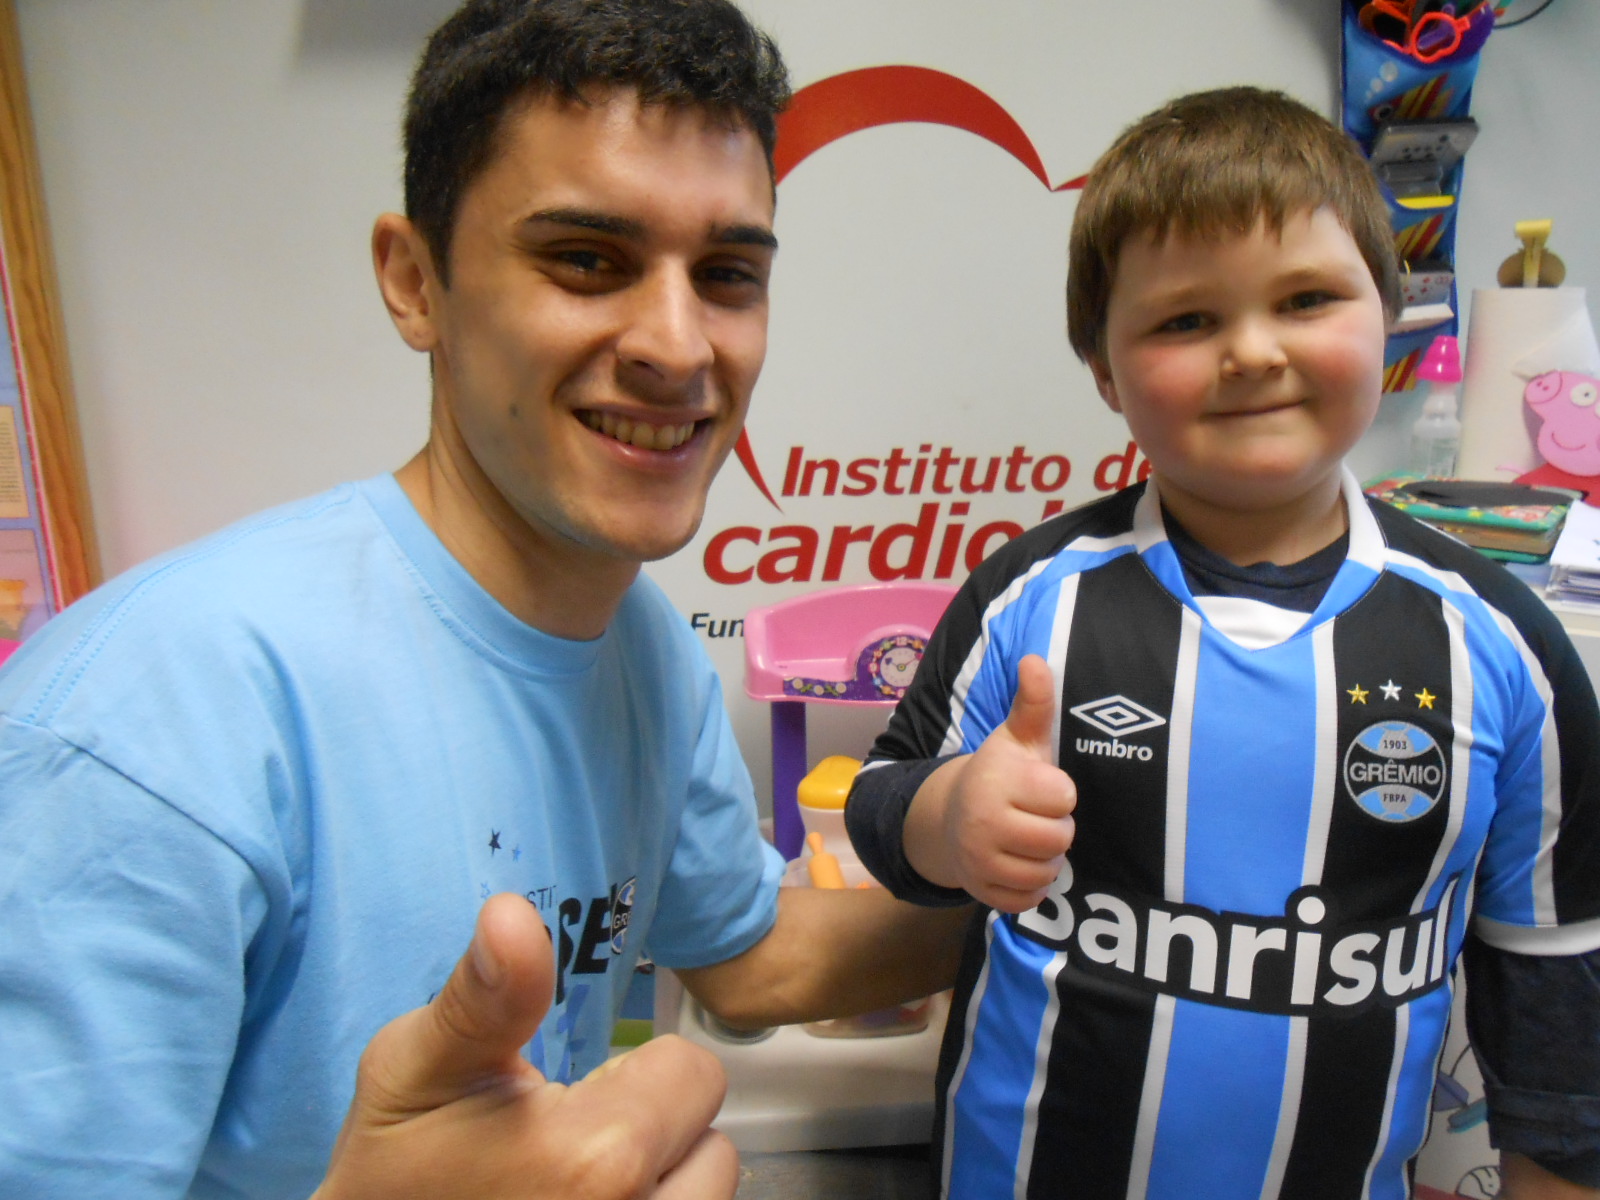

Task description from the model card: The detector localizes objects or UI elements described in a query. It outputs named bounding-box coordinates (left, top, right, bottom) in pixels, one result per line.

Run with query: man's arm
left=1503, top=1152, right=1600, bottom=1199
left=673, top=886, right=971, bottom=1031
left=315, top=893, right=739, bottom=1200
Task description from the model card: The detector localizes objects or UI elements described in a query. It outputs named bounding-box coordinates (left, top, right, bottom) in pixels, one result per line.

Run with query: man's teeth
left=581, top=412, right=697, bottom=451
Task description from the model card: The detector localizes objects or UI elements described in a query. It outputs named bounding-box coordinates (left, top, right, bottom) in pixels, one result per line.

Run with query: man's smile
left=579, top=410, right=703, bottom=451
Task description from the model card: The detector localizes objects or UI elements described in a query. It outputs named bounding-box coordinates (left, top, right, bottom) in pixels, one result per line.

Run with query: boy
left=847, top=87, right=1600, bottom=1199
left=0, top=2, right=963, bottom=1198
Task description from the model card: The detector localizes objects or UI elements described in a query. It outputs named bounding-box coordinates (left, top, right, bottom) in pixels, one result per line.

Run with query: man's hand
left=313, top=893, right=738, bottom=1200
left=905, top=654, right=1076, bottom=912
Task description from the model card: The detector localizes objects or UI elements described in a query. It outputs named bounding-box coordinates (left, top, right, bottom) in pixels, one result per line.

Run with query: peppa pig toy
left=1524, top=370, right=1600, bottom=479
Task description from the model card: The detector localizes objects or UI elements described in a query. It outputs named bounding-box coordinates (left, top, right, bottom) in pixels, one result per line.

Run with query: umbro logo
left=1069, top=695, right=1167, bottom=739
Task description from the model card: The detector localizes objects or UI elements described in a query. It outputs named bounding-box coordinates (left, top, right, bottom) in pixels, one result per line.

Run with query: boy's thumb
left=1004, top=653, right=1060, bottom=759
left=357, top=893, right=556, bottom=1116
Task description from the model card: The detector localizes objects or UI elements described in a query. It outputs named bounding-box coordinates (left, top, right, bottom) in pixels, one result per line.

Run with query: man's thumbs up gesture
left=903, top=654, right=1077, bottom=913
left=313, top=893, right=738, bottom=1200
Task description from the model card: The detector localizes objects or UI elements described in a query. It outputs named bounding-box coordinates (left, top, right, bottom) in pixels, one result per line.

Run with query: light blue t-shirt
left=0, top=475, right=783, bottom=1199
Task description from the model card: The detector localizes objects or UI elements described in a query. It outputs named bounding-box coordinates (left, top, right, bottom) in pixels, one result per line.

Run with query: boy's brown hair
left=1066, top=86, right=1401, bottom=364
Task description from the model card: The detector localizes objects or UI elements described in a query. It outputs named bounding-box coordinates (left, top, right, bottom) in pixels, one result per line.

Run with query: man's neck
left=394, top=449, right=638, bottom=642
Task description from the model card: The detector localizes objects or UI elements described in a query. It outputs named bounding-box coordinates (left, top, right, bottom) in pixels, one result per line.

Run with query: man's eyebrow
left=523, top=208, right=645, bottom=238
left=521, top=208, right=777, bottom=251
left=714, top=223, right=779, bottom=251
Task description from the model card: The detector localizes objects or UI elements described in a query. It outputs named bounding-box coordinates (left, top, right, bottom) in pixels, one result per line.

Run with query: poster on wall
left=0, top=0, right=99, bottom=666
left=0, top=306, right=54, bottom=661
left=646, top=4, right=1339, bottom=795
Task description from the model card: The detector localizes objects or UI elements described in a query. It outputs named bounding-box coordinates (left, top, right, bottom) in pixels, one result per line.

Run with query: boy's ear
left=372, top=212, right=443, bottom=353
left=1088, top=356, right=1122, bottom=413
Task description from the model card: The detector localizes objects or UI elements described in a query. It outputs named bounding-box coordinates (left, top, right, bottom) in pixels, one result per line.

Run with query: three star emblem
left=1347, top=679, right=1435, bottom=708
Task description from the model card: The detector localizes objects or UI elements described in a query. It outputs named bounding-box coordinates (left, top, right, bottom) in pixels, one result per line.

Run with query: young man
left=847, top=88, right=1600, bottom=1199
left=0, top=3, right=964, bottom=1198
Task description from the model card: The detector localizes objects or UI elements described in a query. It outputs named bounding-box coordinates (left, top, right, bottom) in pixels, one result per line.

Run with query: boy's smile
left=1089, top=207, right=1387, bottom=562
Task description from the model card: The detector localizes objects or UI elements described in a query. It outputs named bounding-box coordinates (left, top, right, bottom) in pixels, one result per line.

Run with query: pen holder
left=1340, top=0, right=1493, bottom=150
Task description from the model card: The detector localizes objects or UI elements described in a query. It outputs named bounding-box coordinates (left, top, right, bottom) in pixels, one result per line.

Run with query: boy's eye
left=1285, top=290, right=1338, bottom=312
left=1155, top=312, right=1209, bottom=335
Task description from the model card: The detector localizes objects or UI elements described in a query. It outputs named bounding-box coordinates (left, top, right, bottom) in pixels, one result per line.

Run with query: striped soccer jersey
left=852, top=474, right=1600, bottom=1200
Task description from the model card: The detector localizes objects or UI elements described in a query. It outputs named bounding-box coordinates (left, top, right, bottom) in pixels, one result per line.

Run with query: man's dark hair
left=403, top=0, right=790, bottom=281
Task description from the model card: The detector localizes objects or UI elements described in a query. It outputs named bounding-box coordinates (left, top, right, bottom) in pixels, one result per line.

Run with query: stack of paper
left=1546, top=500, right=1600, bottom=607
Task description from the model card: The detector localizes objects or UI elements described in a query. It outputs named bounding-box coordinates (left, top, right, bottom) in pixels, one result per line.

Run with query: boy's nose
left=616, top=266, right=715, bottom=395
left=1220, top=317, right=1289, bottom=378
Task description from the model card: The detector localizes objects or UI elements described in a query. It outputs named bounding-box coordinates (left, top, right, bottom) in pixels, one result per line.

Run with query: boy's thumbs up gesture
left=904, top=654, right=1077, bottom=913
left=313, top=892, right=738, bottom=1200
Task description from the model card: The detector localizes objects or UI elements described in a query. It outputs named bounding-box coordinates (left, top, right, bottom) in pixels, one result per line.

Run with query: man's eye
left=556, top=249, right=609, bottom=273
left=698, top=262, right=768, bottom=305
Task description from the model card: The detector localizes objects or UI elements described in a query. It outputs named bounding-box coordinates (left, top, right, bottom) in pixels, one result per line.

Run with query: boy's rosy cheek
left=1126, top=350, right=1206, bottom=403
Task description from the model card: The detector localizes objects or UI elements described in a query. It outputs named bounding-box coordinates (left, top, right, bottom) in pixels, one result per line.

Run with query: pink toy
left=744, top=582, right=956, bottom=858
left=1524, top=370, right=1600, bottom=477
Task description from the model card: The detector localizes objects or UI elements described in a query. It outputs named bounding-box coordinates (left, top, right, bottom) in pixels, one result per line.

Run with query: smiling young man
left=0, top=4, right=964, bottom=1199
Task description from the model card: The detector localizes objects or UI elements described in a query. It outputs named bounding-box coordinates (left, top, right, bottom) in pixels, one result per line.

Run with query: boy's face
left=1089, top=207, right=1386, bottom=526
left=403, top=88, right=776, bottom=568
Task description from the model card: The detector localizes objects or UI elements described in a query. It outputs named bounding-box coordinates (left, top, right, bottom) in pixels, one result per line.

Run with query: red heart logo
left=734, top=66, right=1084, bottom=510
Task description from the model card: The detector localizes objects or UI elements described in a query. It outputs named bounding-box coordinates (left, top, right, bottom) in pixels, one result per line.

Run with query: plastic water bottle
left=1411, top=335, right=1463, bottom=478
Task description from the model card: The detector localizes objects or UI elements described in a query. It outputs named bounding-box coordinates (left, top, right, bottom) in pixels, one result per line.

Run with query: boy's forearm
left=1502, top=1153, right=1600, bottom=1199
left=674, top=885, right=970, bottom=1030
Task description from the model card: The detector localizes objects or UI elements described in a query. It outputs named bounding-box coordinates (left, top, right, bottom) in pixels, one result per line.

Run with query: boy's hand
left=313, top=893, right=738, bottom=1200
left=906, top=654, right=1077, bottom=913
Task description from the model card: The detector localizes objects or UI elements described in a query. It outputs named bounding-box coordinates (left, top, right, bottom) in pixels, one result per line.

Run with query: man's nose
left=616, top=266, right=714, bottom=393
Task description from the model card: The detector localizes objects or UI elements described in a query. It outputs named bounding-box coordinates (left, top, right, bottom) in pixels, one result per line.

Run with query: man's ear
left=372, top=213, right=442, bottom=353
left=1088, top=355, right=1122, bottom=414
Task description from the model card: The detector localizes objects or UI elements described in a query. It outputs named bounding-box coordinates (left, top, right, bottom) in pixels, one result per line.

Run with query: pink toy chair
left=743, top=582, right=957, bottom=859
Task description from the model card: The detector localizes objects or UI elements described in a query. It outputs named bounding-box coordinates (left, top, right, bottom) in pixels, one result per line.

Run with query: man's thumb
left=358, top=892, right=556, bottom=1116
left=1004, top=653, right=1059, bottom=758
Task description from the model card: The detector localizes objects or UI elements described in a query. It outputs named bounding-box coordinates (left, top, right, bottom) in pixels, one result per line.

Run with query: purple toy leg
left=770, top=701, right=807, bottom=860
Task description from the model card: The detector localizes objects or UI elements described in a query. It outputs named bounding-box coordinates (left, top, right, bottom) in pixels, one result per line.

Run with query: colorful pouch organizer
left=1341, top=0, right=1495, bottom=390
left=1341, top=1, right=1495, bottom=150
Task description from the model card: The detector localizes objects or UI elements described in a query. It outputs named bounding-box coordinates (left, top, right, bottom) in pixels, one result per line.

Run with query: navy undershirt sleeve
left=846, top=755, right=972, bottom=906
left=1464, top=936, right=1600, bottom=1186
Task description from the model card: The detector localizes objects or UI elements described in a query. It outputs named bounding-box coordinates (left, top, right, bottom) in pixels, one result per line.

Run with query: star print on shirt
left=513, top=846, right=523, bottom=862
left=489, top=830, right=501, bottom=854
left=1381, top=680, right=1402, bottom=701
left=1347, top=684, right=1369, bottom=704
left=1416, top=689, right=1437, bottom=709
